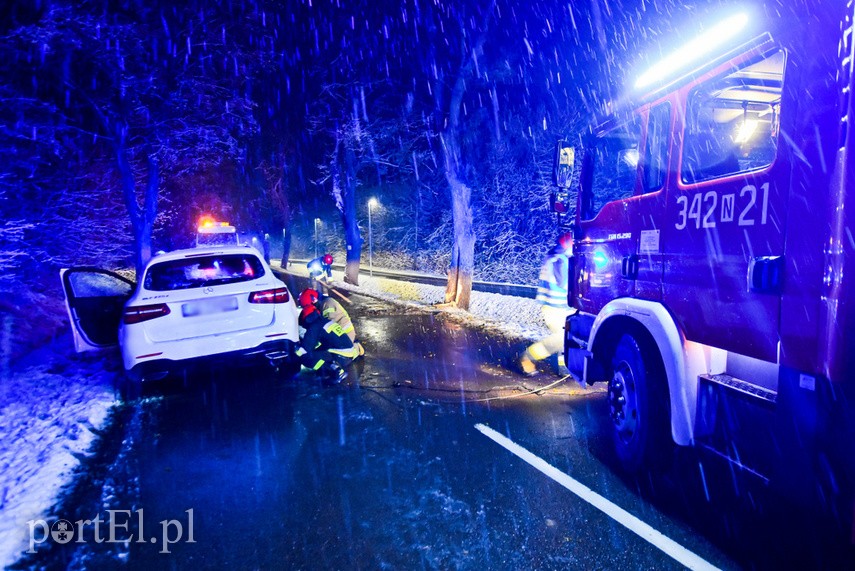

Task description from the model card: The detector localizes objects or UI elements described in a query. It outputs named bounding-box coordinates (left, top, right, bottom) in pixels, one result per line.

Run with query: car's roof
left=147, top=245, right=259, bottom=265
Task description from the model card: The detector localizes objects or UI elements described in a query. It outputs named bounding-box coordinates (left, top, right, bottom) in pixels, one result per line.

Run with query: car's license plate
left=181, top=297, right=239, bottom=317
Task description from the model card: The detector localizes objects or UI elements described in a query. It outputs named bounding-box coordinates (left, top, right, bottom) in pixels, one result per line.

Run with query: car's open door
left=60, top=268, right=135, bottom=352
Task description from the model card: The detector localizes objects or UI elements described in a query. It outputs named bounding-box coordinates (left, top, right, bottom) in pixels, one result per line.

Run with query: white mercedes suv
left=61, top=246, right=300, bottom=397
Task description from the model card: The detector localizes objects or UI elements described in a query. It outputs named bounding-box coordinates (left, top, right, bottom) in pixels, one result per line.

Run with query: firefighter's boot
left=322, top=362, right=347, bottom=385
left=519, top=353, right=537, bottom=377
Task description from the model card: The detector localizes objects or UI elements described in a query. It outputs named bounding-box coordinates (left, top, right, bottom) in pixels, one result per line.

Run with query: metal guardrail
left=281, top=258, right=537, bottom=299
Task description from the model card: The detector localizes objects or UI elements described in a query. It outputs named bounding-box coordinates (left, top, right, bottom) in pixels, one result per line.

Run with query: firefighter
left=296, top=303, right=359, bottom=384
left=306, top=254, right=334, bottom=283
left=520, top=233, right=575, bottom=376
left=298, top=288, right=365, bottom=357
left=307, top=256, right=325, bottom=280
left=322, top=253, right=334, bottom=279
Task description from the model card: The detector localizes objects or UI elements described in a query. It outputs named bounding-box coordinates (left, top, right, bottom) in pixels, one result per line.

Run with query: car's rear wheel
left=607, top=332, right=671, bottom=472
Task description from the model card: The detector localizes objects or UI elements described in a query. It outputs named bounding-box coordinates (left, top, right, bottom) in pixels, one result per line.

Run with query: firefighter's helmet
left=323, top=253, right=333, bottom=266
left=558, top=233, right=574, bottom=252
left=298, top=288, right=320, bottom=308
left=299, top=304, right=319, bottom=327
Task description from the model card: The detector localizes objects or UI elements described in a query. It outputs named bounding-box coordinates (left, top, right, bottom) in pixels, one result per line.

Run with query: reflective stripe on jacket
left=299, top=310, right=356, bottom=364
left=535, top=249, right=570, bottom=310
left=321, top=298, right=356, bottom=342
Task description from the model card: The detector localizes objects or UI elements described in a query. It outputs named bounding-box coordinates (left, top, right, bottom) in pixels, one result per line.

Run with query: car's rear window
left=144, top=254, right=265, bottom=291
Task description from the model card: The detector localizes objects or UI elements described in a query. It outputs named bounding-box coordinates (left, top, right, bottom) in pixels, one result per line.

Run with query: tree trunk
left=140, top=155, right=158, bottom=271
left=280, top=226, right=292, bottom=268
left=342, top=201, right=362, bottom=286
left=443, top=161, right=476, bottom=310
left=344, top=257, right=360, bottom=285
left=343, top=193, right=361, bottom=284
left=339, top=132, right=363, bottom=285
left=268, top=164, right=293, bottom=269
left=441, top=88, right=476, bottom=310
left=445, top=246, right=459, bottom=303
left=437, top=3, right=494, bottom=311
left=114, top=125, right=158, bottom=277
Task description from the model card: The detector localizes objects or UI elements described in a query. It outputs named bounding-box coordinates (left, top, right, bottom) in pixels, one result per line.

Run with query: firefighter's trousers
left=525, top=305, right=570, bottom=364
left=298, top=346, right=359, bottom=371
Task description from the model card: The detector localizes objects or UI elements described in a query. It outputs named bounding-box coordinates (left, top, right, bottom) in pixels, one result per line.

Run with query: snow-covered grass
left=274, top=262, right=551, bottom=342
left=0, top=336, right=120, bottom=569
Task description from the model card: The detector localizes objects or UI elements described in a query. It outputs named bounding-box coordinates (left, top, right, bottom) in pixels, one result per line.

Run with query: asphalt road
left=17, top=277, right=855, bottom=570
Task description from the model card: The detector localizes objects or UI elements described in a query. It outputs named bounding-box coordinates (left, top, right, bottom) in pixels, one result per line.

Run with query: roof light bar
left=634, top=12, right=750, bottom=91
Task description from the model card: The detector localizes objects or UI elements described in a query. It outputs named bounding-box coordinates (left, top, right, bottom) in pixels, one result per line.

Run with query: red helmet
left=558, top=233, right=574, bottom=251
left=299, top=304, right=319, bottom=326
left=323, top=253, right=333, bottom=265
left=298, top=288, right=320, bottom=308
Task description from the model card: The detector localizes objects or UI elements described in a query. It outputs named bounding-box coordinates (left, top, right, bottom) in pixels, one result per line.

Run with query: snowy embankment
left=0, top=336, right=119, bottom=568
left=274, top=262, right=551, bottom=342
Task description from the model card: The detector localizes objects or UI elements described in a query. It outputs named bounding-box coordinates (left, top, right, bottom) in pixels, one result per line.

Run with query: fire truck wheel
left=608, top=332, right=670, bottom=472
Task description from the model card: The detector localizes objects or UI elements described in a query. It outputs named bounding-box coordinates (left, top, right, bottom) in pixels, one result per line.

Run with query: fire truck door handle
left=748, top=256, right=784, bottom=294
left=621, top=255, right=639, bottom=280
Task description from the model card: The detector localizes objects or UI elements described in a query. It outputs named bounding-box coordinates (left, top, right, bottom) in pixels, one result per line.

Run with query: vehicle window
left=144, top=254, right=265, bottom=291
left=582, top=117, right=643, bottom=221
left=196, top=232, right=239, bottom=247
left=681, top=50, right=784, bottom=184
left=69, top=272, right=133, bottom=298
left=642, top=103, right=671, bottom=193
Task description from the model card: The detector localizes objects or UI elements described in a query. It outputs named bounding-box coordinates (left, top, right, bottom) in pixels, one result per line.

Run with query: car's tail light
left=249, top=287, right=290, bottom=304
left=123, top=303, right=171, bottom=324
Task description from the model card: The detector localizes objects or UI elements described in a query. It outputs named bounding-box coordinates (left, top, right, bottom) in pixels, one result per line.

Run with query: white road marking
left=474, top=423, right=721, bottom=571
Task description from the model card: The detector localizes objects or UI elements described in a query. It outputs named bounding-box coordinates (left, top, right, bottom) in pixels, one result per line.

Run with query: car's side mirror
left=553, top=142, right=576, bottom=190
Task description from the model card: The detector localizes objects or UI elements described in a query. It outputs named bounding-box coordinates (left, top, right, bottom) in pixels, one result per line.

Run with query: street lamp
left=314, top=218, right=320, bottom=258
left=368, top=198, right=379, bottom=276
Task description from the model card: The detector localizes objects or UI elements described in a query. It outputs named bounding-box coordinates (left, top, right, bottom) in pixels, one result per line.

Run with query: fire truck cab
left=554, top=1, right=855, bottom=531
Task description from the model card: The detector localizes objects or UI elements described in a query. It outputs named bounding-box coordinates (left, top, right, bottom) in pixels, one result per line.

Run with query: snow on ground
left=274, top=262, right=551, bottom=342
left=0, top=336, right=119, bottom=569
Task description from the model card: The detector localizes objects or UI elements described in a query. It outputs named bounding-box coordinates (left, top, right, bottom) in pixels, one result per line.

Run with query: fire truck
left=552, top=1, right=855, bottom=532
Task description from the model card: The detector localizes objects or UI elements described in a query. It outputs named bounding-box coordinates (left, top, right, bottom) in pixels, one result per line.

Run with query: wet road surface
left=17, top=278, right=855, bottom=570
